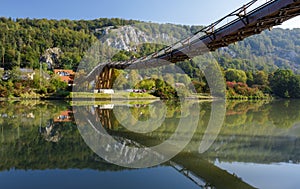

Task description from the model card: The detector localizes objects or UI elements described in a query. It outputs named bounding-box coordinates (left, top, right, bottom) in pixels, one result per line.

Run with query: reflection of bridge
left=81, top=105, right=256, bottom=189
left=82, top=0, right=300, bottom=89
left=170, top=155, right=256, bottom=189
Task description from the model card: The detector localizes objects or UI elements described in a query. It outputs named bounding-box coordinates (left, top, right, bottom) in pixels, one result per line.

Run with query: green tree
left=288, top=75, right=300, bottom=98
left=136, top=79, right=156, bottom=90
left=270, top=69, right=293, bottom=98
left=225, top=69, right=247, bottom=83
left=49, top=75, right=68, bottom=92
left=246, top=71, right=254, bottom=86
left=254, top=71, right=269, bottom=86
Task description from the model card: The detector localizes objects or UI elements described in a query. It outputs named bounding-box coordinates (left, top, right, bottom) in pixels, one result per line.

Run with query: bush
left=226, top=81, right=268, bottom=99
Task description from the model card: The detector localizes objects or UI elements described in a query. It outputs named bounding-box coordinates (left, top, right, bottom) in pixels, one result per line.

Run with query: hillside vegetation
left=0, top=17, right=300, bottom=99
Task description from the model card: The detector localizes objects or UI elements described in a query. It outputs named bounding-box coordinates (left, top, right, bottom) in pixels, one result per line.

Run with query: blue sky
left=0, top=0, right=299, bottom=28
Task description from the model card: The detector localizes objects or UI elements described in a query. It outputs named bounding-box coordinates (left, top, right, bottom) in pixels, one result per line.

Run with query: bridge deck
left=85, top=0, right=300, bottom=82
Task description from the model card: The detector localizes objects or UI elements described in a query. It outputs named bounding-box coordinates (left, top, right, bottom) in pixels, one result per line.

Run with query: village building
left=54, top=69, right=75, bottom=86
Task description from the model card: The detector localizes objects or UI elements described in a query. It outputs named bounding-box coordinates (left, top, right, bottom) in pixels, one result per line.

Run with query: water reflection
left=0, top=100, right=300, bottom=189
left=74, top=100, right=202, bottom=168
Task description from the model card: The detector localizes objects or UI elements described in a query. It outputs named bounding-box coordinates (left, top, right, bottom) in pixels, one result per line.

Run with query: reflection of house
left=54, top=69, right=75, bottom=86
left=53, top=110, right=73, bottom=122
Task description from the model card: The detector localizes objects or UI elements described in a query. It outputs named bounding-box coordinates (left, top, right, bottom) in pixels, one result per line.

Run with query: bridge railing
left=212, top=0, right=276, bottom=34
left=139, top=0, right=277, bottom=62
left=85, top=0, right=295, bottom=78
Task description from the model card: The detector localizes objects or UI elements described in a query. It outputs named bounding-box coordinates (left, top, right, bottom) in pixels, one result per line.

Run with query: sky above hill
left=0, top=0, right=299, bottom=29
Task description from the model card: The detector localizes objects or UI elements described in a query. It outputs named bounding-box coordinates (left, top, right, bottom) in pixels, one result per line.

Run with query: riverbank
left=0, top=92, right=276, bottom=101
left=0, top=92, right=219, bottom=101
left=0, top=92, right=159, bottom=101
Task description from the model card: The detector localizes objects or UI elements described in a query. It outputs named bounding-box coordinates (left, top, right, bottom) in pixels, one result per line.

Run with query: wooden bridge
left=81, top=0, right=300, bottom=90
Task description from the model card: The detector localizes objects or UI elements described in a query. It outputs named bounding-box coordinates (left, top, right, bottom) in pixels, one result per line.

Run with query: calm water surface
left=0, top=100, right=300, bottom=189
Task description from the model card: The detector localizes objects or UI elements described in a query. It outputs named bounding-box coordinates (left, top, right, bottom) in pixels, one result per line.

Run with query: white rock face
left=101, top=25, right=177, bottom=51
left=40, top=47, right=63, bottom=69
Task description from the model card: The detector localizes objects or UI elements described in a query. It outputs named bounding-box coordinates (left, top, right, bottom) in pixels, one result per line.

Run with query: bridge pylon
left=95, top=66, right=114, bottom=90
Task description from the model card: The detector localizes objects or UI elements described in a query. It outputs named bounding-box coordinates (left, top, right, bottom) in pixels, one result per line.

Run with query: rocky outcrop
left=101, top=25, right=177, bottom=51
left=39, top=47, right=62, bottom=69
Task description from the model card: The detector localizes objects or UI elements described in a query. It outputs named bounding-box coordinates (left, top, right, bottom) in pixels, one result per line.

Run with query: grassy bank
left=68, top=92, right=159, bottom=100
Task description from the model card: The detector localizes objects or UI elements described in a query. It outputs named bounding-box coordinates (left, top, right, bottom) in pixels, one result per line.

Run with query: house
left=20, top=68, right=35, bottom=80
left=54, top=69, right=75, bottom=86
left=2, top=68, right=35, bottom=81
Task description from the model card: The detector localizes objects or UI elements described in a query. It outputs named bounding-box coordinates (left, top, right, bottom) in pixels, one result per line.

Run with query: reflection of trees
left=89, top=101, right=198, bottom=147
left=225, top=100, right=269, bottom=127
left=80, top=101, right=256, bottom=189
left=0, top=101, right=122, bottom=171
left=268, top=100, right=300, bottom=128
left=224, top=100, right=300, bottom=129
left=202, top=100, right=300, bottom=164
left=0, top=101, right=69, bottom=127
left=2, top=99, right=300, bottom=172
left=0, top=101, right=70, bottom=143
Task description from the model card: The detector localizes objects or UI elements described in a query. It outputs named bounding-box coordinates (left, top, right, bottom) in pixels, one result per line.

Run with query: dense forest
left=216, top=28, right=300, bottom=73
left=0, top=17, right=300, bottom=99
left=0, top=17, right=196, bottom=70
left=0, top=17, right=299, bottom=71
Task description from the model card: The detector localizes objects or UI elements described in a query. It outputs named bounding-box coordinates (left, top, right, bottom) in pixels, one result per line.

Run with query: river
left=0, top=99, right=299, bottom=189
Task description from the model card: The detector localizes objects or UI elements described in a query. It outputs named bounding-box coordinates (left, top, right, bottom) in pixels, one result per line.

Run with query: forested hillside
left=0, top=17, right=197, bottom=70
left=0, top=17, right=137, bottom=69
left=0, top=17, right=300, bottom=99
left=217, top=28, right=300, bottom=73
left=0, top=17, right=299, bottom=73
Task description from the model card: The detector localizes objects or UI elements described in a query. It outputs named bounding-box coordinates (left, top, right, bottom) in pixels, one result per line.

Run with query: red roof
left=54, top=69, right=75, bottom=84
left=54, top=69, right=75, bottom=75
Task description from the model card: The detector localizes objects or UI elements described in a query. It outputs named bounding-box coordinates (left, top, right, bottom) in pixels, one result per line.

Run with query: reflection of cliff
left=1, top=112, right=255, bottom=189
left=39, top=119, right=62, bottom=142
left=205, top=134, right=300, bottom=164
